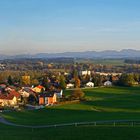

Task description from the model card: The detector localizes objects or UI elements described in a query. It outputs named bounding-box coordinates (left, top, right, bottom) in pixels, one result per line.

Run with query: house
left=5, top=86, right=16, bottom=91
left=32, top=85, right=45, bottom=93
left=66, top=83, right=74, bottom=89
left=19, top=87, right=38, bottom=105
left=0, top=94, right=18, bottom=107
left=79, top=70, right=91, bottom=76
left=39, top=92, right=57, bottom=105
left=104, top=81, right=112, bottom=86
left=9, top=90, right=21, bottom=99
left=86, top=82, right=94, bottom=87
left=55, top=90, right=63, bottom=98
left=19, top=89, right=30, bottom=98
left=18, top=87, right=33, bottom=98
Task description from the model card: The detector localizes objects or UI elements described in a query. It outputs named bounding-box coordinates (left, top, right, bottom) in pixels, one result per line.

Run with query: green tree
left=72, top=69, right=78, bottom=79
left=133, top=73, right=140, bottom=83
left=92, top=74, right=103, bottom=87
left=7, top=75, right=13, bottom=85
left=119, top=73, right=135, bottom=87
left=59, top=75, right=66, bottom=89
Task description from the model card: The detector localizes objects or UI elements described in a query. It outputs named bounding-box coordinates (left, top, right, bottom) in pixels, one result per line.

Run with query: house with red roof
left=0, top=94, right=17, bottom=107
left=9, top=90, right=21, bottom=100
left=0, top=90, right=21, bottom=107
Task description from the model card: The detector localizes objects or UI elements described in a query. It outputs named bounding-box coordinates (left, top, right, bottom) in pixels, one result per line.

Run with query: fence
left=42, top=120, right=140, bottom=128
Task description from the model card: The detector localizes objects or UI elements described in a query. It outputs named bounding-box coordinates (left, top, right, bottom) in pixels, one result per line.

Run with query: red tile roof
left=9, top=91, right=20, bottom=98
left=36, top=85, right=44, bottom=89
left=0, top=94, right=14, bottom=100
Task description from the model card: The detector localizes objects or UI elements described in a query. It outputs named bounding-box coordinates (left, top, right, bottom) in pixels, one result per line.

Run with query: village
left=0, top=69, right=118, bottom=110
left=0, top=83, right=62, bottom=110
left=0, top=58, right=140, bottom=110
left=0, top=65, right=140, bottom=111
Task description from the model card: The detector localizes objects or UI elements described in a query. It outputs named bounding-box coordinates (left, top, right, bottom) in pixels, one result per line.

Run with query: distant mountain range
left=1, top=49, right=140, bottom=60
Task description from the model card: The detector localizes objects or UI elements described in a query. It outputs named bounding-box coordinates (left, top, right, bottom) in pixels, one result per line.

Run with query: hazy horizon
left=0, top=0, right=140, bottom=55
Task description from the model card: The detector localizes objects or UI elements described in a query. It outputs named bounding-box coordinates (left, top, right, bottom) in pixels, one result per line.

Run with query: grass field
left=1, top=86, right=140, bottom=139
left=1, top=124, right=140, bottom=140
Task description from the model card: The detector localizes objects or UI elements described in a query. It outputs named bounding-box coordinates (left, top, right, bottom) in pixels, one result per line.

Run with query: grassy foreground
left=1, top=124, right=140, bottom=140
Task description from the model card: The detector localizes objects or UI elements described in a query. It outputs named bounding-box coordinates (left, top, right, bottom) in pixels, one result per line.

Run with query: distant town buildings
left=79, top=70, right=91, bottom=76
left=95, top=72, right=122, bottom=76
left=86, top=82, right=94, bottom=87
left=104, top=81, right=112, bottom=86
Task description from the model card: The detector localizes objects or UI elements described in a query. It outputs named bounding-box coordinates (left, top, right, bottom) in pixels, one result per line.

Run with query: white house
left=66, top=83, right=74, bottom=89
left=80, top=70, right=91, bottom=76
left=55, top=90, right=63, bottom=98
left=86, top=82, right=94, bottom=87
left=104, top=81, right=112, bottom=86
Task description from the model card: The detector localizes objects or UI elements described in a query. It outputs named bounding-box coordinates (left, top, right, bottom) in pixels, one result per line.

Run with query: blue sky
left=0, top=0, right=140, bottom=55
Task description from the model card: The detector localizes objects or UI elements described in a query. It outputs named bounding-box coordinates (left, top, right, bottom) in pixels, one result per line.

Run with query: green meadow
left=1, top=86, right=140, bottom=139
left=1, top=124, right=140, bottom=140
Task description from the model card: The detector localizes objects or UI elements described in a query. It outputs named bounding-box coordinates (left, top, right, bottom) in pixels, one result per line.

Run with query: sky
left=0, top=0, right=140, bottom=55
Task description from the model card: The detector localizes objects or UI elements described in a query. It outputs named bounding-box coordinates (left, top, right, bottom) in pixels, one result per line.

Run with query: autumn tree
left=22, top=76, right=31, bottom=86
left=71, top=88, right=85, bottom=100
left=74, top=77, right=81, bottom=88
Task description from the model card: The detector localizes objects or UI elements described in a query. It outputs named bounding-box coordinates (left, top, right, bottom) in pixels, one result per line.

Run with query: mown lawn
left=2, top=86, right=140, bottom=125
